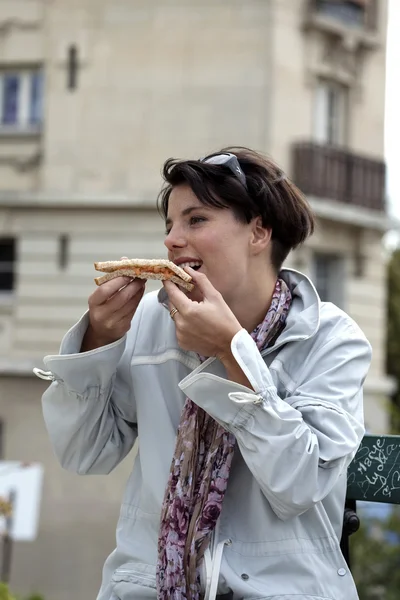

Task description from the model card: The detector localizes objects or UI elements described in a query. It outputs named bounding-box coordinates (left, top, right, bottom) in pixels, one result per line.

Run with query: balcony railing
left=307, top=0, right=379, bottom=32
left=292, top=142, right=386, bottom=212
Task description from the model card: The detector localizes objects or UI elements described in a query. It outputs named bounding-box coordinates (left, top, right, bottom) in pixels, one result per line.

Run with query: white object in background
left=0, top=462, right=44, bottom=541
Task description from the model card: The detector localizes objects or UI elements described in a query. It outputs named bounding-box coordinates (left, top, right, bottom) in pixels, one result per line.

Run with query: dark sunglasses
left=200, top=152, right=248, bottom=190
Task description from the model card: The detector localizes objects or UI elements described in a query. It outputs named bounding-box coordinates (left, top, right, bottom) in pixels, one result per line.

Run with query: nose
left=164, top=225, right=188, bottom=254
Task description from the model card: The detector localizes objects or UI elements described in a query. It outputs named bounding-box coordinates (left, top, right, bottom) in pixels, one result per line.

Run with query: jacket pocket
left=111, top=562, right=156, bottom=600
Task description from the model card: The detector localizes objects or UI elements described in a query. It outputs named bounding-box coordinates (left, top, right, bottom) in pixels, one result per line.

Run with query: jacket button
left=241, top=573, right=249, bottom=580
left=338, top=568, right=347, bottom=576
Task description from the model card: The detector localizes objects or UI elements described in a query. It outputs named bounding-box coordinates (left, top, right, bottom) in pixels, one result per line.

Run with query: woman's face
left=164, top=184, right=255, bottom=304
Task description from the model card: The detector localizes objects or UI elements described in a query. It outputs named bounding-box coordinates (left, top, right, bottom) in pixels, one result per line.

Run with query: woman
left=36, top=148, right=371, bottom=600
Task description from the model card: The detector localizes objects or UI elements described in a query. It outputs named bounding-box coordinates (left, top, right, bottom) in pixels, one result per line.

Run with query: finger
left=116, top=285, right=145, bottom=322
left=107, top=279, right=145, bottom=313
left=184, top=267, right=218, bottom=299
left=90, top=276, right=135, bottom=306
left=168, top=303, right=182, bottom=323
left=170, top=310, right=183, bottom=328
left=163, top=280, right=192, bottom=313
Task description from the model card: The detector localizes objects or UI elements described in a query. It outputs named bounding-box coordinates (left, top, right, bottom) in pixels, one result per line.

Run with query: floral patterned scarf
left=157, top=279, right=292, bottom=599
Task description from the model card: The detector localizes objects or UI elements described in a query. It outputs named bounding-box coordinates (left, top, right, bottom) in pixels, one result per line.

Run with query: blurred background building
left=0, top=0, right=392, bottom=598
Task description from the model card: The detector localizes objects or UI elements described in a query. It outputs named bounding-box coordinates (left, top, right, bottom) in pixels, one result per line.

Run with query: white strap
left=33, top=368, right=55, bottom=381
left=205, top=538, right=232, bottom=600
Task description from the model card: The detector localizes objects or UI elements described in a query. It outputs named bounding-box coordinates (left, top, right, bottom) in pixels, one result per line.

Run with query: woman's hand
left=163, top=267, right=242, bottom=360
left=81, top=257, right=146, bottom=352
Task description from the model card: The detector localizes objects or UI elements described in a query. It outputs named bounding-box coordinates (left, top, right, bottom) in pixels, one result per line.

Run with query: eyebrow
left=165, top=205, right=206, bottom=227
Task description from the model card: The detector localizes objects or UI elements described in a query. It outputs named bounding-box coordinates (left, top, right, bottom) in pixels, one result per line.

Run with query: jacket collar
left=157, top=268, right=321, bottom=352
left=264, top=268, right=321, bottom=355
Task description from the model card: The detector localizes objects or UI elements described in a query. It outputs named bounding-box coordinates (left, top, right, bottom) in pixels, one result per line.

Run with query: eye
left=189, top=216, right=206, bottom=226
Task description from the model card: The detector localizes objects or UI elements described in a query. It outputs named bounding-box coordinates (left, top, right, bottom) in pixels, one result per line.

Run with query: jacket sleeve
left=178, top=322, right=371, bottom=521
left=40, top=302, right=145, bottom=476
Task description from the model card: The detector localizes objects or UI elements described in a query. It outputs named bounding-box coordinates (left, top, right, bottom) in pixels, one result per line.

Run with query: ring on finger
left=170, top=307, right=179, bottom=320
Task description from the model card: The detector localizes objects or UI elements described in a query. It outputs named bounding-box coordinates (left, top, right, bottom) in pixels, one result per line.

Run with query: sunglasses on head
left=200, top=152, right=248, bottom=190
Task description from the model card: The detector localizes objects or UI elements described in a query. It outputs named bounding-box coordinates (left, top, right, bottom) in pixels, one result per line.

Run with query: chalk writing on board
left=347, top=437, right=400, bottom=500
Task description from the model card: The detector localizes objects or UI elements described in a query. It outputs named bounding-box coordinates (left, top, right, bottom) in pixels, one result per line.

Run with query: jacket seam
left=290, top=398, right=351, bottom=416
left=77, top=381, right=115, bottom=470
left=227, top=544, right=338, bottom=557
left=128, top=298, right=147, bottom=369
left=246, top=596, right=334, bottom=600
left=269, top=360, right=294, bottom=392
left=130, top=350, right=199, bottom=370
left=123, top=296, right=148, bottom=408
left=231, top=402, right=257, bottom=429
left=224, top=533, right=338, bottom=545
left=64, top=384, right=101, bottom=398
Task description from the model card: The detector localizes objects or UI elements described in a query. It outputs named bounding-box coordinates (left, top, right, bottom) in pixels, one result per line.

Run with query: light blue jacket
left=37, top=269, right=371, bottom=600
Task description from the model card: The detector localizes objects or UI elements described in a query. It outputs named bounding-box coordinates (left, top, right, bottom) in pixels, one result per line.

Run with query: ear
left=250, top=217, right=272, bottom=255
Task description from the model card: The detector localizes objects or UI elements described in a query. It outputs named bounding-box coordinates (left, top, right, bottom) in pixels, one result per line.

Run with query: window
left=316, top=1, right=366, bottom=28
left=58, top=234, right=69, bottom=270
left=312, top=252, right=345, bottom=307
left=0, top=69, right=44, bottom=130
left=314, top=79, right=348, bottom=146
left=0, top=239, right=15, bottom=292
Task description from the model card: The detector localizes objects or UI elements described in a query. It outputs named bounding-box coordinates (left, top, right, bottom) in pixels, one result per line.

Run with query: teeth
left=179, top=261, right=202, bottom=269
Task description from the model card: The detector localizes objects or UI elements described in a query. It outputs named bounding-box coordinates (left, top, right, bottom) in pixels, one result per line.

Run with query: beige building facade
left=0, top=1, right=392, bottom=599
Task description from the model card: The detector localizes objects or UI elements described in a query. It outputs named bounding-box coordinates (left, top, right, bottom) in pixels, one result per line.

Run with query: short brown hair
left=158, top=146, right=315, bottom=272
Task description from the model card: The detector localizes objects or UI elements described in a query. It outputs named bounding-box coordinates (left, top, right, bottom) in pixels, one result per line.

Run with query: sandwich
left=94, top=258, right=194, bottom=291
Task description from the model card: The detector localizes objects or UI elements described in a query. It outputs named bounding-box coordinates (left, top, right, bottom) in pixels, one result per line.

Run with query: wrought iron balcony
left=292, top=142, right=386, bottom=212
left=306, top=0, right=379, bottom=33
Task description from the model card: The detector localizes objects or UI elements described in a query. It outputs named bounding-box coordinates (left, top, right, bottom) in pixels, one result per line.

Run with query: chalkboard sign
left=347, top=435, right=400, bottom=504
